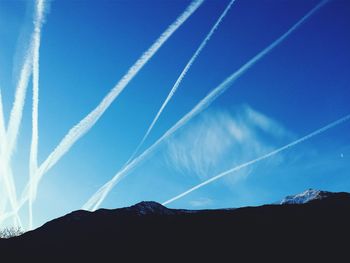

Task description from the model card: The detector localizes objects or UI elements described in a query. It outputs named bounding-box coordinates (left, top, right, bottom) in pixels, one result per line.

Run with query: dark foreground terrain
left=1, top=190, right=350, bottom=262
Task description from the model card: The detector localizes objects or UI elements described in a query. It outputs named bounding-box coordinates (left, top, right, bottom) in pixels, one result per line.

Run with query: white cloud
left=166, top=105, right=294, bottom=185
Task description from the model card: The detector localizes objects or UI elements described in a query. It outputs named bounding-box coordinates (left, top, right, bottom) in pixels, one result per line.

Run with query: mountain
left=280, top=188, right=334, bottom=204
left=1, top=190, right=350, bottom=262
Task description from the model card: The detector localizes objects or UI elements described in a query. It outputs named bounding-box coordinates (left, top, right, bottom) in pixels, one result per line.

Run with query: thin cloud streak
left=6, top=53, right=32, bottom=159
left=0, top=0, right=47, bottom=228
left=162, top=113, right=350, bottom=206
left=82, top=0, right=328, bottom=211
left=125, top=0, right=236, bottom=164
left=6, top=0, right=47, bottom=158
left=0, top=89, right=6, bottom=153
left=28, top=0, right=46, bottom=230
left=35, top=0, right=204, bottom=193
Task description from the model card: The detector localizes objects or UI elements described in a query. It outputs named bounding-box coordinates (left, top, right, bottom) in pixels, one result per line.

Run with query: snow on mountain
left=280, top=189, right=332, bottom=204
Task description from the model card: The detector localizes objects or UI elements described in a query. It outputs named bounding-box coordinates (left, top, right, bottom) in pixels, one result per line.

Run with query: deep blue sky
left=0, top=0, right=349, bottom=228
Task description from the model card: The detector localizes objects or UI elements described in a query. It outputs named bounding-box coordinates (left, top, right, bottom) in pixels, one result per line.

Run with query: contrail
left=162, top=113, right=350, bottom=205
left=34, top=0, right=204, bottom=191
left=1, top=0, right=47, bottom=228
left=6, top=54, right=32, bottom=158
left=28, top=0, right=46, bottom=230
left=0, top=186, right=33, bottom=223
left=0, top=89, right=21, bottom=225
left=82, top=0, right=329, bottom=211
left=125, top=0, right=236, bottom=164
left=0, top=164, right=22, bottom=227
left=0, top=88, right=8, bottom=218
left=0, top=89, right=6, bottom=153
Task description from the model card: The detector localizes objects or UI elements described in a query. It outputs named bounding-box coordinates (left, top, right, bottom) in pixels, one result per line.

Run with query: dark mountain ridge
left=1, top=189, right=350, bottom=262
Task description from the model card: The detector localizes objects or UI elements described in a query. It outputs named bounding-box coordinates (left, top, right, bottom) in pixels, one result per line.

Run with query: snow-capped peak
left=280, top=189, right=332, bottom=205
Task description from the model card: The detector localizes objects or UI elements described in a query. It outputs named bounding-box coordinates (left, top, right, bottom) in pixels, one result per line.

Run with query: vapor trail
left=1, top=0, right=47, bottom=228
left=0, top=90, right=21, bottom=227
left=0, top=187, right=33, bottom=222
left=0, top=89, right=6, bottom=153
left=82, top=0, right=328, bottom=211
left=125, top=0, right=236, bottom=164
left=28, top=0, right=46, bottom=230
left=0, top=89, right=8, bottom=216
left=6, top=56, right=32, bottom=158
left=35, top=0, right=204, bottom=191
left=163, top=114, right=350, bottom=205
left=0, top=164, right=22, bottom=227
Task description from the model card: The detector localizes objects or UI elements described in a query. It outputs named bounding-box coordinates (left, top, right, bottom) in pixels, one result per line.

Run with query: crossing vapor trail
left=31, top=0, right=205, bottom=203
left=125, top=0, right=236, bottom=165
left=82, top=0, right=329, bottom=211
left=0, top=0, right=47, bottom=228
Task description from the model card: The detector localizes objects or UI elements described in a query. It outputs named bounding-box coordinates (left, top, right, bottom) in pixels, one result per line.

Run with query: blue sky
left=0, top=0, right=349, bottom=228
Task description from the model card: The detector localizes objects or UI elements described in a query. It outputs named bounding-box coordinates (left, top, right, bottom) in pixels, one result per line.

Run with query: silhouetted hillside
left=1, top=190, right=350, bottom=262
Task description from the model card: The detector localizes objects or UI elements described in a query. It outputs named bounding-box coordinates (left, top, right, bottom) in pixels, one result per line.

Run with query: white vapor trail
left=0, top=89, right=6, bottom=153
left=1, top=61, right=34, bottom=227
left=162, top=114, right=350, bottom=205
left=6, top=54, right=32, bottom=159
left=0, top=163, right=21, bottom=226
left=28, top=0, right=46, bottom=230
left=82, top=0, right=328, bottom=211
left=125, top=0, right=236, bottom=164
left=34, top=0, right=204, bottom=196
left=6, top=0, right=46, bottom=158
left=0, top=89, right=7, bottom=214
left=0, top=88, right=21, bottom=225
left=0, top=189, right=29, bottom=223
left=0, top=0, right=47, bottom=228
left=0, top=116, right=20, bottom=226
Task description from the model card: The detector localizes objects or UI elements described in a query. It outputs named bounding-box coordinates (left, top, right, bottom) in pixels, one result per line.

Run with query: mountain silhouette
left=1, top=190, right=350, bottom=262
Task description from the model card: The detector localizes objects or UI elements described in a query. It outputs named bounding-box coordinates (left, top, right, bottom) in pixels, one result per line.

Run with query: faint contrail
left=28, top=0, right=46, bottom=230
left=82, top=0, right=329, bottom=211
left=163, top=113, right=350, bottom=205
left=0, top=89, right=8, bottom=219
left=0, top=185, right=33, bottom=223
left=0, top=89, right=6, bottom=153
left=0, top=89, right=21, bottom=226
left=125, top=0, right=236, bottom=164
left=35, top=0, right=204, bottom=190
left=0, top=164, right=22, bottom=227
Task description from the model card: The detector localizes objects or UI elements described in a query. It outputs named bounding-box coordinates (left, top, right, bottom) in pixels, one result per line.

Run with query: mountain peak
left=128, top=201, right=173, bottom=215
left=280, top=189, right=332, bottom=204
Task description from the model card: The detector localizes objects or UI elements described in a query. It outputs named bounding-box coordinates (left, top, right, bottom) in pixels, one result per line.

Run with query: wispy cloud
left=163, top=113, right=350, bottom=206
left=166, top=105, right=293, bottom=184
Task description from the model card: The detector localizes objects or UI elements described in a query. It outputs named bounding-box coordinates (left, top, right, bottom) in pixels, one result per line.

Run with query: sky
left=0, top=0, right=349, bottom=229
